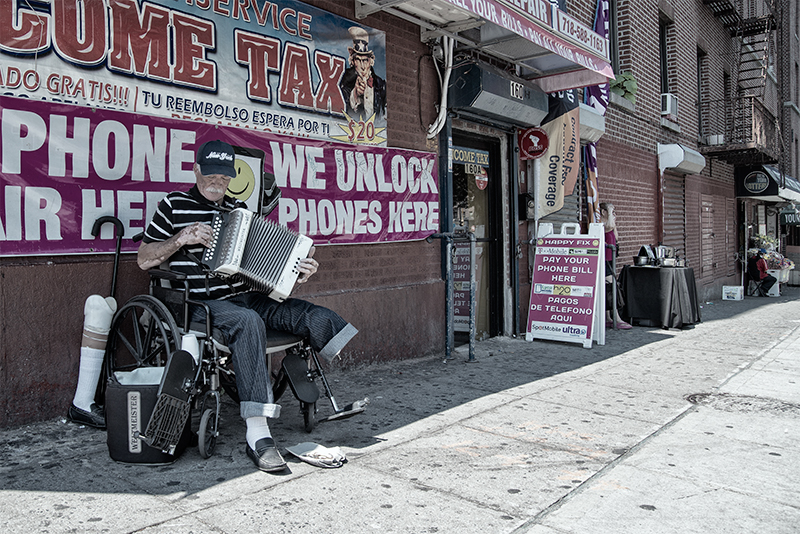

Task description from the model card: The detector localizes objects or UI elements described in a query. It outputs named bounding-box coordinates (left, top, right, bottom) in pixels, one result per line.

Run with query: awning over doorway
left=354, top=0, right=614, bottom=92
left=735, top=165, right=800, bottom=203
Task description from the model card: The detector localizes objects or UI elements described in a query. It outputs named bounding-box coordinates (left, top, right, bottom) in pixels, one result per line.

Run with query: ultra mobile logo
left=562, top=325, right=587, bottom=336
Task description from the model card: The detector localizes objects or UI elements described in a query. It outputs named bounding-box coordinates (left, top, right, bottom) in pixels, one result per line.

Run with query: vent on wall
left=661, top=93, right=678, bottom=117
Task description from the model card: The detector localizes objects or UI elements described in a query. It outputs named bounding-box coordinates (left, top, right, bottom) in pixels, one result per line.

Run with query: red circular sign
left=475, top=167, right=488, bottom=190
left=519, top=127, right=549, bottom=160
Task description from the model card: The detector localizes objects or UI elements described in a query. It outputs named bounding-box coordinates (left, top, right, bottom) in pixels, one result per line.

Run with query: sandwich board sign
left=526, top=223, right=605, bottom=348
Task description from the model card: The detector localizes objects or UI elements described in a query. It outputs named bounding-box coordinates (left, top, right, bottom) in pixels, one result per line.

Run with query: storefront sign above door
left=743, top=171, right=770, bottom=195
left=780, top=209, right=800, bottom=226
left=735, top=166, right=800, bottom=202
left=449, top=63, right=548, bottom=125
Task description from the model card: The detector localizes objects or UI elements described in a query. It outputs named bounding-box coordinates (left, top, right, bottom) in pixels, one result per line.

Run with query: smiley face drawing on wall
left=228, top=158, right=256, bottom=202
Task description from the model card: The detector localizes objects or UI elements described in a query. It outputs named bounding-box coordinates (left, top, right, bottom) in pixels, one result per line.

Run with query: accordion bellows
left=203, top=208, right=313, bottom=301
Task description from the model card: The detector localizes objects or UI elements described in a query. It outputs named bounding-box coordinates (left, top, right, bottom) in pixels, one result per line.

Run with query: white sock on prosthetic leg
left=72, top=295, right=117, bottom=411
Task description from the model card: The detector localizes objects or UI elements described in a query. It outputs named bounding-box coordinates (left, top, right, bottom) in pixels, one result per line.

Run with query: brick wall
left=0, top=1, right=444, bottom=428
left=589, top=0, right=743, bottom=295
left=595, top=138, right=659, bottom=271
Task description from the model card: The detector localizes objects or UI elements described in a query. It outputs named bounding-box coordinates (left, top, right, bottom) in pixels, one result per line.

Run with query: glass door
left=451, top=134, right=502, bottom=341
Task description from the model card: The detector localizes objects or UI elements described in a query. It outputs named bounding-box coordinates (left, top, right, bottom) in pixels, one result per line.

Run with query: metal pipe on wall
left=428, top=228, right=476, bottom=362
left=468, top=229, right=477, bottom=362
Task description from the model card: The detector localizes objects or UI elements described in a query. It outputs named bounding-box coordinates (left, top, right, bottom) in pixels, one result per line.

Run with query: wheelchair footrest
left=282, top=352, right=320, bottom=404
left=318, top=398, right=369, bottom=424
left=142, top=393, right=191, bottom=455
left=158, top=350, right=196, bottom=401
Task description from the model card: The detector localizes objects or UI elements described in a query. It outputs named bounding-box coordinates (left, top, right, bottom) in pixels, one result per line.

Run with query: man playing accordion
left=137, top=140, right=357, bottom=473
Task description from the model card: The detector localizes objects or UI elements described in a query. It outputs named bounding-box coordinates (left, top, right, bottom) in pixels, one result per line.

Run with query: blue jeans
left=192, top=293, right=357, bottom=419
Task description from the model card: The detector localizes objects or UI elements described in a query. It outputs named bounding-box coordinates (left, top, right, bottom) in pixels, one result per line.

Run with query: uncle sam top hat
left=196, top=140, right=236, bottom=178
left=347, top=27, right=374, bottom=58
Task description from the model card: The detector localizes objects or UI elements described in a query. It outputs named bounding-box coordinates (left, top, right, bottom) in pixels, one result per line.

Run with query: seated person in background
left=747, top=249, right=777, bottom=296
left=137, top=140, right=358, bottom=473
left=600, top=202, right=632, bottom=329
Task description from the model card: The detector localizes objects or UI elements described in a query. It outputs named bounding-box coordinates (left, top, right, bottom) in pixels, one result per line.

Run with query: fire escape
left=699, top=0, right=779, bottom=166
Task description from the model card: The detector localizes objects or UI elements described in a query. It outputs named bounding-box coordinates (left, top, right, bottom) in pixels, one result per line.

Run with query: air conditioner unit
left=705, top=134, right=725, bottom=145
left=661, top=93, right=678, bottom=117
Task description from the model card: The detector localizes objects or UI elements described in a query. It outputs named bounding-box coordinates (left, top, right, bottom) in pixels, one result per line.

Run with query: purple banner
left=0, top=96, right=438, bottom=257
left=583, top=0, right=610, bottom=224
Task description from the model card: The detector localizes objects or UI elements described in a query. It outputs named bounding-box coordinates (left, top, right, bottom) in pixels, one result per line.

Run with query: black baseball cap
left=196, top=140, right=236, bottom=178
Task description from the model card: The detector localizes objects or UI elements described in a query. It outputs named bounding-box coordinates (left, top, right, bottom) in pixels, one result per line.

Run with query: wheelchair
left=104, top=258, right=368, bottom=460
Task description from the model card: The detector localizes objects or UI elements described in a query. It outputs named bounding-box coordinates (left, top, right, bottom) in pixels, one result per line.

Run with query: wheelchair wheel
left=198, top=408, right=218, bottom=458
left=106, top=295, right=180, bottom=372
left=301, top=401, right=316, bottom=433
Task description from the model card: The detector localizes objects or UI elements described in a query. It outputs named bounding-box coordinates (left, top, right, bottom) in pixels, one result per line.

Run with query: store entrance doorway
left=451, top=133, right=503, bottom=343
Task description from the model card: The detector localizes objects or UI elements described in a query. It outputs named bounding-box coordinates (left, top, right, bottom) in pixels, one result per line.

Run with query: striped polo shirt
left=142, top=186, right=248, bottom=299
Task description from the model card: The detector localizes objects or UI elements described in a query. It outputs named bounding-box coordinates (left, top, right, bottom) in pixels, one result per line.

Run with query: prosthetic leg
left=68, top=294, right=117, bottom=428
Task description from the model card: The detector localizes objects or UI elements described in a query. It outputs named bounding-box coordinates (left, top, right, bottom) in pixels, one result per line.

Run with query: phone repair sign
left=526, top=232, right=603, bottom=348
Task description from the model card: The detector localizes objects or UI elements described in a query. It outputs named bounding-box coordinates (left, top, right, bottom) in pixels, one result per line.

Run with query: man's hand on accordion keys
left=137, top=222, right=214, bottom=271
left=296, top=246, right=318, bottom=284
left=178, top=222, right=214, bottom=248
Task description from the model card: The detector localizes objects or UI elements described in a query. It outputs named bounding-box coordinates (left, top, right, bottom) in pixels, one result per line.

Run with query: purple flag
left=584, top=0, right=611, bottom=223
left=584, top=0, right=610, bottom=115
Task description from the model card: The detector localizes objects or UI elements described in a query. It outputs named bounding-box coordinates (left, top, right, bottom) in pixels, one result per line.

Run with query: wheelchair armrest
left=185, top=298, right=215, bottom=340
left=149, top=268, right=189, bottom=281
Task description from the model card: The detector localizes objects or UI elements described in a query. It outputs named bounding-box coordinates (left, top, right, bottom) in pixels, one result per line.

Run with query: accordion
left=202, top=208, right=313, bottom=301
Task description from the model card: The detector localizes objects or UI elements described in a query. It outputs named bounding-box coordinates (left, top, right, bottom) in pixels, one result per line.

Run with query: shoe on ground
left=68, top=403, right=106, bottom=429
left=246, top=438, right=287, bottom=473
left=615, top=321, right=632, bottom=330
left=606, top=320, right=614, bottom=328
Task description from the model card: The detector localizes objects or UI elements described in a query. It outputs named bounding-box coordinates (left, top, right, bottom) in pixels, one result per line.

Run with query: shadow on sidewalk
left=1, top=286, right=796, bottom=497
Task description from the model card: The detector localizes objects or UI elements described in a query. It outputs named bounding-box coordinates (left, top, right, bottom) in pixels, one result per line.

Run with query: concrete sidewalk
left=1, top=288, right=799, bottom=533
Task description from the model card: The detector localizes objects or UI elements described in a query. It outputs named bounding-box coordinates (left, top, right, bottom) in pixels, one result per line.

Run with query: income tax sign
left=526, top=235, right=602, bottom=347
left=0, top=0, right=388, bottom=146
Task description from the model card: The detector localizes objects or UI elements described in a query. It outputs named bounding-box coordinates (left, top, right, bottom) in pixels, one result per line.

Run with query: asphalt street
left=1, top=286, right=798, bottom=533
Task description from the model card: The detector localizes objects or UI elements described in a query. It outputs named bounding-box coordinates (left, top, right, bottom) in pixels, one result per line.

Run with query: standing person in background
left=600, top=202, right=632, bottom=329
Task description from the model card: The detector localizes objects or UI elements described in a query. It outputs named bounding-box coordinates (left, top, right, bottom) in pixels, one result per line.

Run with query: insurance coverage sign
left=0, top=0, right=387, bottom=146
left=0, top=96, right=438, bottom=257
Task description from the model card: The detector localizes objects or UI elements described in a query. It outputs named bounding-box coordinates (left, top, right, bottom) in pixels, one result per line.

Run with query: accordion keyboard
left=203, top=208, right=313, bottom=301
